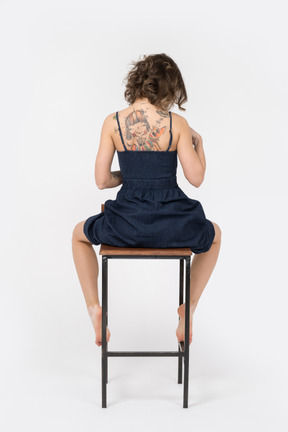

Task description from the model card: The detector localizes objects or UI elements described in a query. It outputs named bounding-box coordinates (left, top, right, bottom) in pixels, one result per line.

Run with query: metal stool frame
left=100, top=252, right=191, bottom=408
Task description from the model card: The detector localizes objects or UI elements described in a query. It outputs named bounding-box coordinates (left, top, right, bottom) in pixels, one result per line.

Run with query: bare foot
left=176, top=303, right=196, bottom=345
left=87, top=304, right=111, bottom=347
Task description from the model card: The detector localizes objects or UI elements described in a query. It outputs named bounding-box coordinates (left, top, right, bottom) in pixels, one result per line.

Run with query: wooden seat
left=100, top=243, right=192, bottom=256
left=99, top=203, right=192, bottom=408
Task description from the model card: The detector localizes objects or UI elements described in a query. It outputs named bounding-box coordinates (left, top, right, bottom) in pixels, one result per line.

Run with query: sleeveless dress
left=83, top=111, right=215, bottom=254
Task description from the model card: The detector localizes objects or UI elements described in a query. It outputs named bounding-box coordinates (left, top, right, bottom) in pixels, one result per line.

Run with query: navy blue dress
left=83, top=111, right=215, bottom=254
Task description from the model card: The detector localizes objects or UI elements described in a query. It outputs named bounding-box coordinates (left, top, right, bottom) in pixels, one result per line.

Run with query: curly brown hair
left=123, top=53, right=188, bottom=111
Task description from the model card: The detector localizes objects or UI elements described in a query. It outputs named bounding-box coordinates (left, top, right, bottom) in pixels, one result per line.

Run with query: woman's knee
left=212, top=222, right=221, bottom=244
left=72, top=220, right=91, bottom=243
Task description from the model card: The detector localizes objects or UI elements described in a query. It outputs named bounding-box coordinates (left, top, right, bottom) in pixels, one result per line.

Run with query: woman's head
left=123, top=53, right=187, bottom=111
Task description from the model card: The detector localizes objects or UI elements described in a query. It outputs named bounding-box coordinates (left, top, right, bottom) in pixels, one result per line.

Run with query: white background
left=1, top=0, right=288, bottom=430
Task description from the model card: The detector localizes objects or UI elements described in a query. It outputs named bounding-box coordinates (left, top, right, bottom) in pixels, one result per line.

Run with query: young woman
left=72, top=53, right=222, bottom=347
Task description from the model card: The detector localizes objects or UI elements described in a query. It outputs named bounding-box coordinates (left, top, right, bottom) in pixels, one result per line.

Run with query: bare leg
left=72, top=220, right=110, bottom=347
left=176, top=222, right=222, bottom=344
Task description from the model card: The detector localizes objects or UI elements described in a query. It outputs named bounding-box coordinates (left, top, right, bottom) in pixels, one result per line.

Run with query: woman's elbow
left=193, top=179, right=203, bottom=188
left=95, top=172, right=111, bottom=189
left=95, top=178, right=106, bottom=189
left=186, top=173, right=204, bottom=188
left=97, top=184, right=106, bottom=190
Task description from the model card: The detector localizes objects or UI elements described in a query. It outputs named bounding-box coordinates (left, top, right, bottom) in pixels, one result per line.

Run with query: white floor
left=2, top=247, right=288, bottom=432
left=2, top=328, right=287, bottom=432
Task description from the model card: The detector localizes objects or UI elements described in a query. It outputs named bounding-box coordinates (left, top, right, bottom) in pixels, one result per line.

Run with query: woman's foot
left=87, top=304, right=111, bottom=347
left=176, top=303, right=196, bottom=345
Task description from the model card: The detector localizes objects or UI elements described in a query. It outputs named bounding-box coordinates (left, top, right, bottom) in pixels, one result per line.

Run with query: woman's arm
left=98, top=170, right=123, bottom=189
left=177, top=118, right=205, bottom=188
left=189, top=126, right=206, bottom=173
left=95, top=114, right=123, bottom=189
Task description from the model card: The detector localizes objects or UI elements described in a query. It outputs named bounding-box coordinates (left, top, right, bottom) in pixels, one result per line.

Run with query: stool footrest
left=106, top=350, right=185, bottom=357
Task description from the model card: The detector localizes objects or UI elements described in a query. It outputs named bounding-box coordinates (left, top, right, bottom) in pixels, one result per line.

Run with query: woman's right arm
left=177, top=117, right=206, bottom=188
left=189, top=126, right=206, bottom=173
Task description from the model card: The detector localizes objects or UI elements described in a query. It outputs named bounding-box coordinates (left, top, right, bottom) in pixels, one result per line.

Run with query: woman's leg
left=72, top=220, right=110, bottom=347
left=176, top=222, right=222, bottom=344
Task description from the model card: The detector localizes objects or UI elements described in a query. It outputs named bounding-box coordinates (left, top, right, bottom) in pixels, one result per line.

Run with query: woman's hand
left=189, top=126, right=203, bottom=149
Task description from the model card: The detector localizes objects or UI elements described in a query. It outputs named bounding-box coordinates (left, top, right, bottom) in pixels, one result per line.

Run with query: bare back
left=111, top=100, right=204, bottom=187
left=113, top=101, right=180, bottom=152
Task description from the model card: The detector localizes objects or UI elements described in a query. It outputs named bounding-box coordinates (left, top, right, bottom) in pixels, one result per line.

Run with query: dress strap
left=166, top=111, right=173, bottom=151
left=116, top=111, right=127, bottom=151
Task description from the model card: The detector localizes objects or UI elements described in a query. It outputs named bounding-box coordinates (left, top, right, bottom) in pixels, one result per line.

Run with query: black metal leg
left=183, top=256, right=191, bottom=408
left=102, top=256, right=108, bottom=408
left=106, top=262, right=108, bottom=385
left=178, top=258, right=184, bottom=384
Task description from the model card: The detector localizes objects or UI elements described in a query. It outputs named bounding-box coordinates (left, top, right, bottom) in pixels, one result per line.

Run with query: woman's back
left=112, top=100, right=205, bottom=189
left=114, top=99, right=179, bottom=153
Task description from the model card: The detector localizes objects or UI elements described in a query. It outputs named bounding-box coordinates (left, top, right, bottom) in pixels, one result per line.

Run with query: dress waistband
left=122, top=175, right=178, bottom=189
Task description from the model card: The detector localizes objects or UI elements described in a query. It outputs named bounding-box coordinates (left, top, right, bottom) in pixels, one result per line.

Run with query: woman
left=72, top=53, right=222, bottom=347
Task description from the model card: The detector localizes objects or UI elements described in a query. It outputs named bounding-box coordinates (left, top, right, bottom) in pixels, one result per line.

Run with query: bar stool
left=99, top=203, right=192, bottom=408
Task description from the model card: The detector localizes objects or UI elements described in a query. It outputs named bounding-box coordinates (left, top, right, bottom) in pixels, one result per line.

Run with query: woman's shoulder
left=108, top=108, right=187, bottom=121
left=171, top=112, right=188, bottom=124
left=100, top=111, right=121, bottom=130
left=104, top=108, right=189, bottom=133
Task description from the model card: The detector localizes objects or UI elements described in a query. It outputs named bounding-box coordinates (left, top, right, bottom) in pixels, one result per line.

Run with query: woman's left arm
left=98, top=170, right=123, bottom=189
left=95, top=114, right=123, bottom=189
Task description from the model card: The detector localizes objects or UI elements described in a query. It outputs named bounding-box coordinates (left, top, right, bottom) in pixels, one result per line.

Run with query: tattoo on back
left=114, top=107, right=170, bottom=151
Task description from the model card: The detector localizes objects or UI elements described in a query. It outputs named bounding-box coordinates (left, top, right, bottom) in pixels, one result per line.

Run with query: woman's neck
left=133, top=98, right=166, bottom=112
